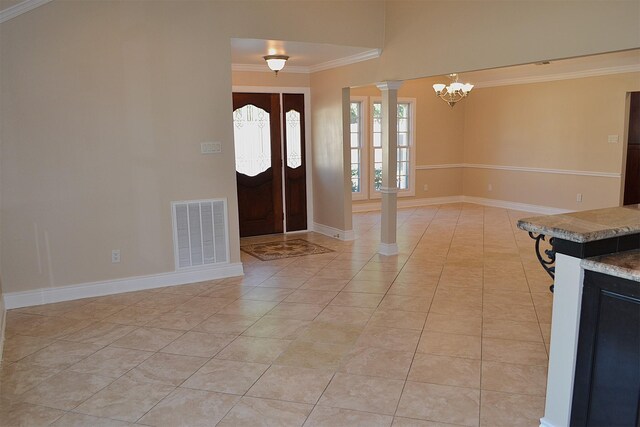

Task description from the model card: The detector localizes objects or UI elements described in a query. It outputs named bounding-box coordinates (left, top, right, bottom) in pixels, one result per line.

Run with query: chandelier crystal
left=433, top=74, right=474, bottom=107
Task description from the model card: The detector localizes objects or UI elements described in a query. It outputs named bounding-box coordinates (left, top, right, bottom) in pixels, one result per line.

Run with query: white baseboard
left=461, top=196, right=570, bottom=215
left=0, top=300, right=5, bottom=363
left=378, top=243, right=399, bottom=256
left=312, top=222, right=355, bottom=241
left=539, top=417, right=557, bottom=427
left=4, top=262, right=244, bottom=309
left=352, top=195, right=569, bottom=215
left=353, top=196, right=464, bottom=212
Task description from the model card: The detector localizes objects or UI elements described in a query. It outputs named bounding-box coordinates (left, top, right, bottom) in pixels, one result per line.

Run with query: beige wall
left=346, top=72, right=639, bottom=212
left=309, top=60, right=380, bottom=229
left=232, top=70, right=310, bottom=88
left=380, top=1, right=640, bottom=80
left=0, top=0, right=385, bottom=294
left=463, top=72, right=640, bottom=210
left=1, top=0, right=639, bottom=298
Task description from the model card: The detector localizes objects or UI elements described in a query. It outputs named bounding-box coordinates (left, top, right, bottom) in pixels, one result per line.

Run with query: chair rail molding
left=415, top=163, right=621, bottom=178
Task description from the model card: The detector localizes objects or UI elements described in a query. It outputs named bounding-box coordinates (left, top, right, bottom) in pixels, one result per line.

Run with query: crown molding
left=309, top=49, right=381, bottom=73
left=232, top=49, right=381, bottom=75
left=474, top=64, right=640, bottom=88
left=376, top=80, right=404, bottom=91
left=0, top=0, right=52, bottom=24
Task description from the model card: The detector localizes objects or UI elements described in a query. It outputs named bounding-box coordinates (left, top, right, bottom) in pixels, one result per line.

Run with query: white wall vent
left=172, top=199, right=229, bottom=269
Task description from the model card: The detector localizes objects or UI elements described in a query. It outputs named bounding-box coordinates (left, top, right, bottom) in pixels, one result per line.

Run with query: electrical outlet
left=423, top=184, right=429, bottom=191
left=576, top=193, right=583, bottom=202
left=488, top=184, right=493, bottom=191
left=607, top=135, right=619, bottom=144
left=111, top=249, right=121, bottom=263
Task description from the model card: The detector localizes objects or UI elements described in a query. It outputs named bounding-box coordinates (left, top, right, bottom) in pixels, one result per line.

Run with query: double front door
left=233, top=92, right=307, bottom=237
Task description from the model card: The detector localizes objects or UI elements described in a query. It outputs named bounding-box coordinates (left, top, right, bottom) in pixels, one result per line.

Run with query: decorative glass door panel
left=234, top=105, right=272, bottom=176
left=285, top=110, right=302, bottom=169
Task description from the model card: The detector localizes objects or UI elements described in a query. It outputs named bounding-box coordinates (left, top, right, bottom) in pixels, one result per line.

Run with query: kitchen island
left=517, top=205, right=640, bottom=427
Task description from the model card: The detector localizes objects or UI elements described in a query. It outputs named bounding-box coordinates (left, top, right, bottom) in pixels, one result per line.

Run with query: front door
left=282, top=93, right=308, bottom=232
left=233, top=93, right=283, bottom=237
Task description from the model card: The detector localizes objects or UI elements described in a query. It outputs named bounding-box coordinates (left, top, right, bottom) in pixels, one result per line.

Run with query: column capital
left=376, top=80, right=403, bottom=91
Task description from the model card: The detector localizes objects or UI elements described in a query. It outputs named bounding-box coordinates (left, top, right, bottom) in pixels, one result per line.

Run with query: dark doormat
left=241, top=239, right=334, bottom=261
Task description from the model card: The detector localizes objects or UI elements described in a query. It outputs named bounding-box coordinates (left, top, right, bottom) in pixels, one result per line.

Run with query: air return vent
left=172, top=199, right=228, bottom=269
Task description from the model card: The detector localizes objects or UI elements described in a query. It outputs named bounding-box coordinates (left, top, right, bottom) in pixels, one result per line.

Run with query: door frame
left=619, top=91, right=638, bottom=205
left=232, top=86, right=313, bottom=233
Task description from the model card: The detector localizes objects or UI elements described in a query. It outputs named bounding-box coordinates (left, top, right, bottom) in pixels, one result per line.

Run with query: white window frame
left=350, top=96, right=369, bottom=201
left=369, top=97, right=416, bottom=199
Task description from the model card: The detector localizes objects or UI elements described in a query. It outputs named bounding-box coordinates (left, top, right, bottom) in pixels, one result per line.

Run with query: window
left=350, top=97, right=368, bottom=200
left=372, top=98, right=415, bottom=196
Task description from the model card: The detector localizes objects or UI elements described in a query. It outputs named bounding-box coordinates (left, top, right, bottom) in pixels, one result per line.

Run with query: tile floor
left=1, top=203, right=553, bottom=426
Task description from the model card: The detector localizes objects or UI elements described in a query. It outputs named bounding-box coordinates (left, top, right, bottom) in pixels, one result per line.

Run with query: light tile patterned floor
left=1, top=203, right=552, bottom=426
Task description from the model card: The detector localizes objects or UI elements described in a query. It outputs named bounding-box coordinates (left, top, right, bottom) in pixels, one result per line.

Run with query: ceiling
left=231, top=38, right=639, bottom=84
left=230, top=38, right=380, bottom=73
left=464, top=49, right=640, bottom=87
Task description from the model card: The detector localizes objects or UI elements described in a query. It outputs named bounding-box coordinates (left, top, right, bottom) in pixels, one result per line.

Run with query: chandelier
left=433, top=74, right=474, bottom=107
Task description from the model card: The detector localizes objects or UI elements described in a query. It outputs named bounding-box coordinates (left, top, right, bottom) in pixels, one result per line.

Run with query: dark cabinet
left=571, top=271, right=640, bottom=426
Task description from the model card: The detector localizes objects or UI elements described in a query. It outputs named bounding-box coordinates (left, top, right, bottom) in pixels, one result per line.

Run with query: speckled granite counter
left=582, top=249, right=640, bottom=282
left=517, top=205, right=640, bottom=243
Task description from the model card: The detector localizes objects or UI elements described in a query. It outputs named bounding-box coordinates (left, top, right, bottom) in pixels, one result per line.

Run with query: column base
left=378, top=242, right=399, bottom=256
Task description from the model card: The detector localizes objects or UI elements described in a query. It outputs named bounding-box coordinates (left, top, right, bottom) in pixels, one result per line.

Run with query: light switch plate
left=607, top=135, right=619, bottom=143
left=201, top=142, right=222, bottom=154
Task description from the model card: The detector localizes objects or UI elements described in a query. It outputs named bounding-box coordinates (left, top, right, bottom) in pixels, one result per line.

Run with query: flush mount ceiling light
left=433, top=73, right=474, bottom=108
left=263, top=54, right=289, bottom=76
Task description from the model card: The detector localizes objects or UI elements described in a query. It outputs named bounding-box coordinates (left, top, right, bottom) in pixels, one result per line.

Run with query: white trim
left=0, top=300, right=6, bottom=362
left=461, top=196, right=570, bottom=215
left=352, top=195, right=568, bottom=215
left=352, top=196, right=464, bottom=212
left=232, top=86, right=314, bottom=229
left=378, top=242, right=399, bottom=256
left=542, top=254, right=585, bottom=427
left=309, top=49, right=381, bottom=73
left=539, top=418, right=557, bottom=427
left=376, top=81, right=404, bottom=91
left=475, top=64, right=640, bottom=89
left=312, top=222, right=355, bottom=241
left=379, top=187, right=398, bottom=194
left=415, top=163, right=465, bottom=170
left=231, top=49, right=381, bottom=75
left=0, top=0, right=52, bottom=24
left=350, top=96, right=369, bottom=201
left=3, top=263, right=244, bottom=309
left=370, top=97, right=417, bottom=198
left=415, top=163, right=621, bottom=178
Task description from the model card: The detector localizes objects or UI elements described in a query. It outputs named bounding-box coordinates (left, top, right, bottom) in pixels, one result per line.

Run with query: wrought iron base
left=528, top=232, right=556, bottom=293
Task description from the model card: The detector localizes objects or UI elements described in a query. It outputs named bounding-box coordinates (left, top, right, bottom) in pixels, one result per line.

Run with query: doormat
left=241, top=239, right=334, bottom=261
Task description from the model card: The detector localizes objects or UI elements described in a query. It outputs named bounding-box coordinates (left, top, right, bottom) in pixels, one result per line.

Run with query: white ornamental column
left=376, top=81, right=403, bottom=256
left=540, top=253, right=585, bottom=427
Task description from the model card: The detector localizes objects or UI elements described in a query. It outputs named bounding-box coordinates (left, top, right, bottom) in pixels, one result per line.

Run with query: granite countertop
left=582, top=249, right=640, bottom=282
left=517, top=205, right=640, bottom=243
